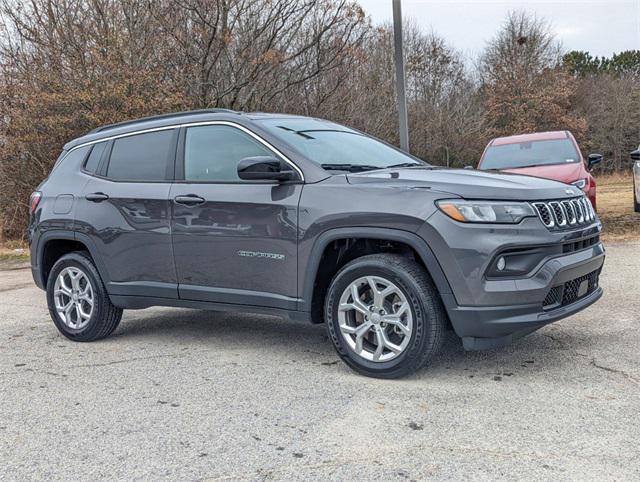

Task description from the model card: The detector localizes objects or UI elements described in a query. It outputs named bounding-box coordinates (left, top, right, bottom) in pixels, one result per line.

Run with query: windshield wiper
left=321, top=163, right=380, bottom=172
left=385, top=162, right=425, bottom=169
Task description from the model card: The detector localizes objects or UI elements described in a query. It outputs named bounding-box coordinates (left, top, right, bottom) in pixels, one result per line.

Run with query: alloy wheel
left=337, top=276, right=413, bottom=362
left=53, top=267, right=94, bottom=329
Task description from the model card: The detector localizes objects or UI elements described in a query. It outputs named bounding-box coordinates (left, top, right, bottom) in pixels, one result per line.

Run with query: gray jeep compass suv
left=29, top=110, right=605, bottom=378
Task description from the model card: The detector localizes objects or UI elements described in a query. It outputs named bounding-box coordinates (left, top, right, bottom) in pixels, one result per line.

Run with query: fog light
left=496, top=256, right=506, bottom=271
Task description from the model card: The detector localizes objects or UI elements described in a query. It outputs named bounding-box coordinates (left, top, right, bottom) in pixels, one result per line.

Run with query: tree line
left=1, top=1, right=638, bottom=239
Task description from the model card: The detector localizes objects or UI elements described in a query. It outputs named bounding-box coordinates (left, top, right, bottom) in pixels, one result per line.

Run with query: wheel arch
left=35, top=231, right=111, bottom=289
left=300, top=227, right=453, bottom=321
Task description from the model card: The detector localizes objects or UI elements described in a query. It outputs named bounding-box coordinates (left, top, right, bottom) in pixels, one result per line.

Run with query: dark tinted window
left=84, top=142, right=107, bottom=173
left=481, top=139, right=580, bottom=170
left=184, top=125, right=274, bottom=181
left=106, top=130, right=175, bottom=181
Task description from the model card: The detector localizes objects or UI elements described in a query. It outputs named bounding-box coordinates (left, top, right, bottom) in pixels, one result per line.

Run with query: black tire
left=46, top=251, right=123, bottom=341
left=325, top=254, right=446, bottom=379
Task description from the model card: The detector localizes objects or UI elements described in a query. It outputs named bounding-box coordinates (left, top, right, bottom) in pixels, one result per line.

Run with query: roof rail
left=89, top=108, right=238, bottom=133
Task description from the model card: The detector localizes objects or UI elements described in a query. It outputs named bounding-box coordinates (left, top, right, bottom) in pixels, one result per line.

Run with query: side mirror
left=631, top=150, right=640, bottom=161
left=237, top=156, right=298, bottom=182
left=587, top=153, right=603, bottom=169
left=464, top=165, right=474, bottom=170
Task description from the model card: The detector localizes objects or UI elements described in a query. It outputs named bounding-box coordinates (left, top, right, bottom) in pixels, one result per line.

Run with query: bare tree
left=480, top=11, right=586, bottom=138
left=155, top=0, right=367, bottom=110
left=573, top=74, right=640, bottom=171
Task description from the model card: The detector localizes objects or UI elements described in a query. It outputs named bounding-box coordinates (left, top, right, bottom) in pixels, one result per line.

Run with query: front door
left=170, top=123, right=302, bottom=309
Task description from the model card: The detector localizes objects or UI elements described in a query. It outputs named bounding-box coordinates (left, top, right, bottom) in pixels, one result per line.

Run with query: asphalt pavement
left=1, top=242, right=639, bottom=481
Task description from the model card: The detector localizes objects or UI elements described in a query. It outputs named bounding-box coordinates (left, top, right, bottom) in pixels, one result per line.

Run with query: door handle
left=174, top=194, right=206, bottom=206
left=85, top=192, right=109, bottom=202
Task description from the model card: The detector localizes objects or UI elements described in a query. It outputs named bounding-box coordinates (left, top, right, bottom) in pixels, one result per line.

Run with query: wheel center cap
left=371, top=313, right=381, bottom=324
left=72, top=293, right=78, bottom=301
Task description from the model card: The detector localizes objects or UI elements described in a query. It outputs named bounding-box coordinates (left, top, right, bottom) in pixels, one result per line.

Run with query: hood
left=498, top=162, right=584, bottom=184
left=346, top=167, right=583, bottom=201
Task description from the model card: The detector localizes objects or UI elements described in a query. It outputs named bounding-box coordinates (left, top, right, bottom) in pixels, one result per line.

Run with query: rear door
left=170, top=123, right=302, bottom=309
left=75, top=128, right=178, bottom=299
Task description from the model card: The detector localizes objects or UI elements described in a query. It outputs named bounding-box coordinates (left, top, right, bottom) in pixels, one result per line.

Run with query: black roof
left=63, top=109, right=322, bottom=152
left=64, top=109, right=271, bottom=151
left=88, top=108, right=239, bottom=134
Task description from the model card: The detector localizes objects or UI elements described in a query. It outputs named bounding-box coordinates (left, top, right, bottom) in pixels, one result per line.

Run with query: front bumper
left=443, top=252, right=603, bottom=350
left=451, top=286, right=602, bottom=350
left=419, top=212, right=605, bottom=349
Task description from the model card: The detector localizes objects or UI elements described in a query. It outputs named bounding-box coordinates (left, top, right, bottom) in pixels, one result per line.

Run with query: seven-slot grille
left=532, top=197, right=595, bottom=230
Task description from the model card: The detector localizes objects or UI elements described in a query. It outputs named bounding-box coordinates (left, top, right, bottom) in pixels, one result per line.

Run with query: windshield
left=481, top=138, right=580, bottom=170
left=257, top=118, right=426, bottom=171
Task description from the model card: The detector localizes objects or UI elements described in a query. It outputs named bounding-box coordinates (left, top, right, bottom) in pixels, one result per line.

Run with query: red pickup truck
left=477, top=131, right=600, bottom=209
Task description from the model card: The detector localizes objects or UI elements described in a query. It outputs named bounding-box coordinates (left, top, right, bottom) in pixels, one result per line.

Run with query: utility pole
left=392, top=0, right=409, bottom=152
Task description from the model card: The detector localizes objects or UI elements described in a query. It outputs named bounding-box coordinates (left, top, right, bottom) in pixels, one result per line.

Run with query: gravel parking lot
left=1, top=242, right=638, bottom=481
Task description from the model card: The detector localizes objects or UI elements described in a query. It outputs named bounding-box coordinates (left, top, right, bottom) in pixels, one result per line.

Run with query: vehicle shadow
left=111, top=307, right=591, bottom=379
left=112, top=307, right=334, bottom=357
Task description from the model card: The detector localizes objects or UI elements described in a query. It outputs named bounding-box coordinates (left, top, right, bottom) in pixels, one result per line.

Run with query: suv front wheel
left=46, top=252, right=123, bottom=341
left=325, top=254, right=446, bottom=378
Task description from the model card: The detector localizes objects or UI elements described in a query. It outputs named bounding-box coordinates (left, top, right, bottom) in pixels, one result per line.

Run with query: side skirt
left=109, top=295, right=312, bottom=322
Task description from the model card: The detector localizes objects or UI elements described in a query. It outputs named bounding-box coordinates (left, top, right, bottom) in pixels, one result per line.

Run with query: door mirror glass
left=237, top=156, right=297, bottom=181
left=631, top=150, right=640, bottom=161
left=587, top=153, right=603, bottom=169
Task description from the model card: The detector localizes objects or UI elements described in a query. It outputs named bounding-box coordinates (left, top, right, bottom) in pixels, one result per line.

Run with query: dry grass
left=596, top=173, right=640, bottom=242
left=0, top=239, right=29, bottom=262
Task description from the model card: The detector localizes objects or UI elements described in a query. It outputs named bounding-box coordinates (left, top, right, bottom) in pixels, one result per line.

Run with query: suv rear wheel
left=325, top=254, right=446, bottom=378
left=46, top=251, right=123, bottom=341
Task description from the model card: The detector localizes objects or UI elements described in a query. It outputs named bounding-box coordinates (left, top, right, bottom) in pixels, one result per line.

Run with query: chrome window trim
left=65, top=121, right=305, bottom=181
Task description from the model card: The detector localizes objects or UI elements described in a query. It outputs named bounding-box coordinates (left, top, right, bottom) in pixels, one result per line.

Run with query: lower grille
left=543, top=269, right=600, bottom=310
left=543, top=286, right=562, bottom=308
left=562, top=234, right=600, bottom=254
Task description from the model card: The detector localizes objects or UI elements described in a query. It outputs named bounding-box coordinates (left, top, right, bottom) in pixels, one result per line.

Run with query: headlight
left=436, top=199, right=536, bottom=224
left=571, top=179, right=587, bottom=189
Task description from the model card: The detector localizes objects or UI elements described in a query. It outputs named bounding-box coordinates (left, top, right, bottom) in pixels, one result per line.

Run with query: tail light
left=29, top=191, right=42, bottom=214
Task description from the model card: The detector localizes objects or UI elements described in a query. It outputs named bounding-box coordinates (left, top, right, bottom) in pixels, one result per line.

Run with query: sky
left=357, top=0, right=640, bottom=59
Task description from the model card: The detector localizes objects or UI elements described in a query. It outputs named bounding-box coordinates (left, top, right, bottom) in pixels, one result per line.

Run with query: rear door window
left=106, top=130, right=175, bottom=181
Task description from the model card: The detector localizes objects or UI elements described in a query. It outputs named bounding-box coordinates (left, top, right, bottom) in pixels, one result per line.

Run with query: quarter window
left=52, top=146, right=90, bottom=173
left=84, top=142, right=107, bottom=173
left=106, top=130, right=175, bottom=181
left=184, top=125, right=275, bottom=181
